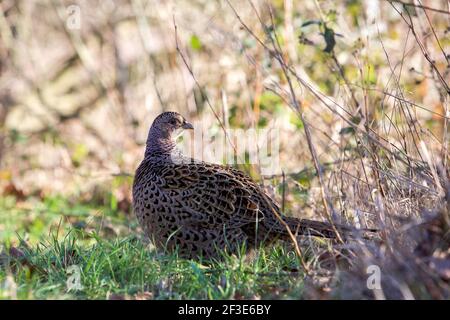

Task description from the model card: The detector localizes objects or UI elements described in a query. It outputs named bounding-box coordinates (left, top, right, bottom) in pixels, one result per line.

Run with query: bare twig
left=387, top=0, right=450, bottom=16
left=172, top=15, right=237, bottom=156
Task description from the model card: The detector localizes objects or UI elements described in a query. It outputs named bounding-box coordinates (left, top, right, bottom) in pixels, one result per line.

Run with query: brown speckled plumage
left=133, top=112, right=369, bottom=259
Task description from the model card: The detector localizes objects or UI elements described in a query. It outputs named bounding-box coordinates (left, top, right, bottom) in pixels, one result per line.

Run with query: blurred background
left=0, top=0, right=448, bottom=240
left=0, top=0, right=449, bottom=300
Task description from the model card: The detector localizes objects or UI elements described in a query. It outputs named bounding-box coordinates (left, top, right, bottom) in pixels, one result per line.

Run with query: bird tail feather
left=277, top=216, right=377, bottom=241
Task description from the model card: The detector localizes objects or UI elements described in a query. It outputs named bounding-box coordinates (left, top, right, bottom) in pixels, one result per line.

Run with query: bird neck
left=144, top=127, right=178, bottom=159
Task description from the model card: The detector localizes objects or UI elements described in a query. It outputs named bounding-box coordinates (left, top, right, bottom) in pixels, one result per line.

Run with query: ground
left=1, top=0, right=449, bottom=300
left=0, top=195, right=331, bottom=300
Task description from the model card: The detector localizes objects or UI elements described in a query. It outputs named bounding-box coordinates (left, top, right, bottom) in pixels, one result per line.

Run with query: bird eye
left=170, top=119, right=180, bottom=126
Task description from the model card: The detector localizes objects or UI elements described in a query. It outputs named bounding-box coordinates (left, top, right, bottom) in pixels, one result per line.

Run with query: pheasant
left=133, top=112, right=373, bottom=259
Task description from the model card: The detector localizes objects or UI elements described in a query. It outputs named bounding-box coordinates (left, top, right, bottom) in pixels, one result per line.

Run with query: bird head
left=146, top=112, right=194, bottom=158
left=150, top=111, right=193, bottom=139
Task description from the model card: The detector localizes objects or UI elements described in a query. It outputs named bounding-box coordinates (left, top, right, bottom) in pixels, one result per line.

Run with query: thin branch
left=387, top=0, right=450, bottom=16
left=172, top=15, right=237, bottom=156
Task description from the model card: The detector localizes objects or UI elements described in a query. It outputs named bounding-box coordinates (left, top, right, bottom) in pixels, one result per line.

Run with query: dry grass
left=0, top=0, right=449, bottom=299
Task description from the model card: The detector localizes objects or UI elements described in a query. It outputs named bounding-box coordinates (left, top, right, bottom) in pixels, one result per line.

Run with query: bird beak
left=182, top=121, right=194, bottom=130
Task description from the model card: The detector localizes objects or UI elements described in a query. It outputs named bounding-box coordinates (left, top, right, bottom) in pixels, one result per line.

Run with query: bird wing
left=153, top=162, right=264, bottom=227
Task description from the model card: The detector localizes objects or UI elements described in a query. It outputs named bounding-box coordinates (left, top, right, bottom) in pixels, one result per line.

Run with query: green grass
left=0, top=195, right=312, bottom=300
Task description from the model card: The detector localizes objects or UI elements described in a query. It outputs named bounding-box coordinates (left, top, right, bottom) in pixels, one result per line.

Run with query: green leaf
left=110, top=193, right=118, bottom=212
left=323, top=25, right=336, bottom=53
left=351, top=116, right=362, bottom=125
left=71, top=143, right=89, bottom=167
left=364, top=63, right=377, bottom=85
left=301, top=20, right=322, bottom=28
left=402, top=4, right=418, bottom=16
left=292, top=169, right=316, bottom=187
left=259, top=91, right=283, bottom=111
left=190, top=34, right=202, bottom=51
left=257, top=117, right=268, bottom=128
left=339, top=126, right=355, bottom=135
left=10, top=129, right=28, bottom=144
left=289, top=113, right=304, bottom=130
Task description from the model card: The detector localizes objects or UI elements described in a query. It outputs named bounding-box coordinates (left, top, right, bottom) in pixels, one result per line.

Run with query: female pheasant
left=133, top=112, right=371, bottom=259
